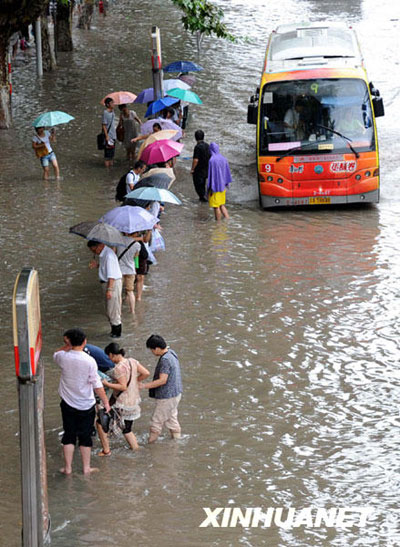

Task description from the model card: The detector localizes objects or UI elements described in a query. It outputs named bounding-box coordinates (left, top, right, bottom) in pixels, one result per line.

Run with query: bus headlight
left=267, top=176, right=273, bottom=182
left=277, top=178, right=283, bottom=183
left=365, top=171, right=371, bottom=177
left=355, top=175, right=362, bottom=180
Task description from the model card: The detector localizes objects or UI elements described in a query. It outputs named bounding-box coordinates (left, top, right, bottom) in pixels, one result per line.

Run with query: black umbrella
left=138, top=173, right=171, bottom=189
left=69, top=220, right=97, bottom=238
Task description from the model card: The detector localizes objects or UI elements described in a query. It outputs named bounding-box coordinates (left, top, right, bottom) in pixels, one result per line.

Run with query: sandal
left=98, top=450, right=111, bottom=457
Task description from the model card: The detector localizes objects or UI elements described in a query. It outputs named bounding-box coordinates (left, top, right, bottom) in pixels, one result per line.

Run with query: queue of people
left=54, top=328, right=183, bottom=474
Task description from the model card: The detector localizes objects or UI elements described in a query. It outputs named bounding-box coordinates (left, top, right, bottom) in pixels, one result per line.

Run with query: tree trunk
left=41, top=15, right=56, bottom=71
left=55, top=1, right=73, bottom=52
left=0, top=0, right=50, bottom=127
left=0, top=37, right=12, bottom=128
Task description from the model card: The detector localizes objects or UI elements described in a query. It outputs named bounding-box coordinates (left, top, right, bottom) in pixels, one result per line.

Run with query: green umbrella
left=32, top=111, right=75, bottom=127
left=166, top=88, right=203, bottom=104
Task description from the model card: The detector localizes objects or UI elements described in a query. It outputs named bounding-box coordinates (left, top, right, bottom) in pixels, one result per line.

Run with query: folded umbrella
left=101, top=91, right=137, bottom=105
left=126, top=187, right=182, bottom=205
left=140, top=117, right=182, bottom=139
left=164, top=60, right=203, bottom=73
left=33, top=110, right=74, bottom=127
left=140, top=139, right=184, bottom=165
left=100, top=206, right=159, bottom=233
left=145, top=97, right=178, bottom=118
left=167, top=88, right=202, bottom=104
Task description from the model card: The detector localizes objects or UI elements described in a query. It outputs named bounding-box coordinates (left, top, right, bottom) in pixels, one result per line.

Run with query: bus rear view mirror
left=247, top=104, right=258, bottom=125
left=373, top=96, right=385, bottom=118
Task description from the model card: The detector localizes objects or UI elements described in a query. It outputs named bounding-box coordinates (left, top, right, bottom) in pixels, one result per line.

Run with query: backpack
left=115, top=170, right=133, bottom=201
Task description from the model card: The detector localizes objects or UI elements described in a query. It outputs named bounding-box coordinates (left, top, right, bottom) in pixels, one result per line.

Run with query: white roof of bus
left=266, top=22, right=363, bottom=73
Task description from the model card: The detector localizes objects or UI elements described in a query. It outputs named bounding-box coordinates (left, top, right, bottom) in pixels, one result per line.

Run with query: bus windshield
left=260, top=78, right=375, bottom=156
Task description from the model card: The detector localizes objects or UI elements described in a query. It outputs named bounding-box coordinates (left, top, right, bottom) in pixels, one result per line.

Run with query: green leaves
left=171, top=0, right=236, bottom=47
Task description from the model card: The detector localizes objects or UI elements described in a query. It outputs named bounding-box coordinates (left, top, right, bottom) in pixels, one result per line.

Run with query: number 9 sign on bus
left=12, top=268, right=42, bottom=381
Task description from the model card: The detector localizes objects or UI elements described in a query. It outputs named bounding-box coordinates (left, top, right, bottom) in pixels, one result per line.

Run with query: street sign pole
left=12, top=268, right=50, bottom=546
left=151, top=26, right=164, bottom=101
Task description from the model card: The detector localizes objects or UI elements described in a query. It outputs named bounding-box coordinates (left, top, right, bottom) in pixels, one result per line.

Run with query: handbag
left=35, top=141, right=49, bottom=158
left=116, top=124, right=124, bottom=142
left=97, top=114, right=114, bottom=150
left=97, top=132, right=106, bottom=150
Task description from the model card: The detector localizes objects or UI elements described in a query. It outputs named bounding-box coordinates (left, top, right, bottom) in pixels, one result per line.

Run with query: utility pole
left=35, top=18, right=43, bottom=77
left=151, top=26, right=164, bottom=101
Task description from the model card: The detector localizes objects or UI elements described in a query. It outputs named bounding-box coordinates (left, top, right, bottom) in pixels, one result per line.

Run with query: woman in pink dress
left=97, top=343, right=150, bottom=456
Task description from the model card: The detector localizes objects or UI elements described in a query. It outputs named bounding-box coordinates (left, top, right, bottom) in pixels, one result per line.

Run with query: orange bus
left=247, top=22, right=384, bottom=208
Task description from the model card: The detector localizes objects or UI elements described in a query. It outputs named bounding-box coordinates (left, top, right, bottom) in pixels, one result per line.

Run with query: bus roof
left=265, top=22, right=364, bottom=73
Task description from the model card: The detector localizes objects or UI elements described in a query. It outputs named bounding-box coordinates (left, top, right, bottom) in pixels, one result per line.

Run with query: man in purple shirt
left=54, top=328, right=110, bottom=475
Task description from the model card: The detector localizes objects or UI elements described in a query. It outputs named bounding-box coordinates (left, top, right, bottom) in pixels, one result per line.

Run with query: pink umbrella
left=101, top=91, right=137, bottom=105
left=140, top=139, right=184, bottom=164
left=179, top=74, right=196, bottom=87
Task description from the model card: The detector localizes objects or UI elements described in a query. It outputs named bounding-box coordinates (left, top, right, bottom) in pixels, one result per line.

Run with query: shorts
left=104, top=143, right=115, bottom=159
left=208, top=190, right=226, bottom=208
left=60, top=399, right=96, bottom=447
left=40, top=151, right=57, bottom=167
left=123, top=273, right=135, bottom=292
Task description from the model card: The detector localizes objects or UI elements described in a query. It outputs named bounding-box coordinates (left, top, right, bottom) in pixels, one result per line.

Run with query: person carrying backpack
left=115, top=160, right=146, bottom=202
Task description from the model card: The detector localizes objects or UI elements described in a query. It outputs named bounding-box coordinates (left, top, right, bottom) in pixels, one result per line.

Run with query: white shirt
left=54, top=349, right=102, bottom=410
left=98, top=245, right=122, bottom=282
left=126, top=170, right=140, bottom=194
left=32, top=130, right=53, bottom=153
left=116, top=237, right=140, bottom=275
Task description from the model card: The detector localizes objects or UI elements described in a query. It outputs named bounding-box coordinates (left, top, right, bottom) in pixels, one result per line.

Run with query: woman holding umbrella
left=32, top=126, right=60, bottom=180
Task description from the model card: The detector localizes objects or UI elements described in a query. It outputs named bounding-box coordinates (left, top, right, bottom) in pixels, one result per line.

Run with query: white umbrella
left=163, top=79, right=191, bottom=91
left=100, top=206, right=159, bottom=233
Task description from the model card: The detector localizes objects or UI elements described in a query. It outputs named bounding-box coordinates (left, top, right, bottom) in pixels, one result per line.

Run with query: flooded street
left=1, top=0, right=400, bottom=545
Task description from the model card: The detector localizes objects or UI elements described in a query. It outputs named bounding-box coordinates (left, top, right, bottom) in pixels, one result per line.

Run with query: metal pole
left=35, top=18, right=43, bottom=77
left=151, top=26, right=164, bottom=101
left=13, top=269, right=50, bottom=546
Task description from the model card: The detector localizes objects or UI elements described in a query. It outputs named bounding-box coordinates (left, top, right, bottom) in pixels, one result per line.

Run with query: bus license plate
left=309, top=197, right=331, bottom=205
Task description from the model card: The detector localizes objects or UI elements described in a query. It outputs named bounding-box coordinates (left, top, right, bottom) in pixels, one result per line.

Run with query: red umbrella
left=140, top=139, right=184, bottom=164
left=101, top=91, right=137, bottom=105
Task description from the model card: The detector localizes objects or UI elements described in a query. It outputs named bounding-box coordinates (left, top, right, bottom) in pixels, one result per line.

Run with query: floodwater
left=1, top=0, right=400, bottom=545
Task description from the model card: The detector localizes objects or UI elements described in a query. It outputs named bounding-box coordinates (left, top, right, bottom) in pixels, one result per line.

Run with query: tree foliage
left=0, top=0, right=48, bottom=43
left=170, top=0, right=235, bottom=51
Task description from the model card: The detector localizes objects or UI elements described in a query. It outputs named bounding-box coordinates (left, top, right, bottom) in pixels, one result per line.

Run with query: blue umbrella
left=32, top=110, right=74, bottom=127
left=126, top=187, right=182, bottom=205
left=145, top=97, right=178, bottom=118
left=164, top=61, right=203, bottom=73
left=134, top=87, right=155, bottom=104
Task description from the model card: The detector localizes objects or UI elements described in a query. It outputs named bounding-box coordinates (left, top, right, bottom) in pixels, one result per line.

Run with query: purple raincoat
left=207, top=143, right=232, bottom=193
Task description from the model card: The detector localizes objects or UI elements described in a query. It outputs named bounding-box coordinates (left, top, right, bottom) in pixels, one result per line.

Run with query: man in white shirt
left=54, top=327, right=110, bottom=474
left=284, top=99, right=305, bottom=141
left=125, top=159, right=146, bottom=195
left=88, top=240, right=123, bottom=338
left=116, top=234, right=140, bottom=316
